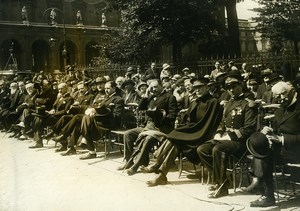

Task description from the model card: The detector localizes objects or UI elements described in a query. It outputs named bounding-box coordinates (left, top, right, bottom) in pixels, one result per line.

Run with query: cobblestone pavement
left=0, top=132, right=299, bottom=211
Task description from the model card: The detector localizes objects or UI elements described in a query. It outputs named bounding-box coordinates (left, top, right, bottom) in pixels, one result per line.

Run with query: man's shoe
left=250, top=195, right=275, bottom=207
left=17, top=122, right=25, bottom=128
left=29, top=143, right=43, bottom=149
left=146, top=173, right=168, bottom=187
left=117, top=161, right=133, bottom=171
left=207, top=188, right=229, bottom=199
left=42, top=131, right=54, bottom=140
left=78, top=142, right=87, bottom=149
left=18, top=135, right=28, bottom=141
left=61, top=147, right=76, bottom=156
left=241, top=177, right=264, bottom=195
left=52, top=134, right=65, bottom=143
left=208, top=184, right=219, bottom=191
left=55, top=145, right=67, bottom=152
left=79, top=153, right=97, bottom=160
left=125, top=168, right=137, bottom=176
left=140, top=165, right=158, bottom=174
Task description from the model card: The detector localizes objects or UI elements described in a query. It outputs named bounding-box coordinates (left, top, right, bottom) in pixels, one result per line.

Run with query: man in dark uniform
left=29, top=83, right=74, bottom=148
left=79, top=81, right=124, bottom=159
left=245, top=81, right=300, bottom=207
left=197, top=70, right=257, bottom=198
left=117, top=79, right=177, bottom=170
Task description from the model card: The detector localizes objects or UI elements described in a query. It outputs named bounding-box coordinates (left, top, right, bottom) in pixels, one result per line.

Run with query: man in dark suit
left=117, top=79, right=177, bottom=170
left=245, top=81, right=300, bottom=207
left=79, top=81, right=124, bottom=159
left=29, top=83, right=74, bottom=148
left=197, top=70, right=257, bottom=198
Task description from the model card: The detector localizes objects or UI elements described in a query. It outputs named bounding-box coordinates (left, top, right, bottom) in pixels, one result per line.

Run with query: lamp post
left=43, top=7, right=67, bottom=73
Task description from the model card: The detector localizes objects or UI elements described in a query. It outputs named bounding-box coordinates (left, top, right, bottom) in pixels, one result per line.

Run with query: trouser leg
left=123, top=127, right=142, bottom=161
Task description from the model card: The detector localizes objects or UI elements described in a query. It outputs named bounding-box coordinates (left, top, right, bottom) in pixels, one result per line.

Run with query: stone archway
left=0, top=39, right=21, bottom=70
left=59, top=40, right=77, bottom=71
left=85, top=41, right=99, bottom=67
left=32, top=40, right=50, bottom=72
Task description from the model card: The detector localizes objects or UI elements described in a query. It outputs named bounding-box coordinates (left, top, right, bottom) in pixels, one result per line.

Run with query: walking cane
left=212, top=150, right=248, bottom=197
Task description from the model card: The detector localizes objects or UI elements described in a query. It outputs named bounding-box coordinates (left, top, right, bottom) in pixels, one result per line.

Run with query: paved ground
left=0, top=132, right=299, bottom=211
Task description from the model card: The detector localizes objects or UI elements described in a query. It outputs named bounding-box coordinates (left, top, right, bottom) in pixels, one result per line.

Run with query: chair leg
left=178, top=152, right=183, bottom=178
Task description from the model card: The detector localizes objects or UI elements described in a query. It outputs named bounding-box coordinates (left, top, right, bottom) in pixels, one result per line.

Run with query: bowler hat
left=191, top=77, right=209, bottom=87
left=224, top=70, right=243, bottom=81
left=95, top=106, right=111, bottom=117
left=246, top=132, right=272, bottom=159
left=122, top=79, right=135, bottom=89
left=266, top=73, right=282, bottom=84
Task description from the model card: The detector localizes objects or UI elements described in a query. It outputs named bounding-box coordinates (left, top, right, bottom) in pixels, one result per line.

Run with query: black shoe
left=140, top=165, right=159, bottom=174
left=186, top=173, right=201, bottom=180
left=55, top=145, right=67, bottom=152
left=117, top=161, right=133, bottom=171
left=9, top=132, right=20, bottom=138
left=29, top=143, right=43, bottom=149
left=207, top=188, right=229, bottom=199
left=42, top=131, right=54, bottom=140
left=18, top=135, right=28, bottom=141
left=208, top=184, right=219, bottom=191
left=61, top=147, right=76, bottom=156
left=146, top=173, right=168, bottom=187
left=79, top=153, right=97, bottom=160
left=52, top=134, right=65, bottom=142
left=250, top=195, right=275, bottom=207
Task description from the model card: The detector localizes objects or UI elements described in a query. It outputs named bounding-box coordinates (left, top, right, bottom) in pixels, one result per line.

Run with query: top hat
left=246, top=132, right=272, bottom=159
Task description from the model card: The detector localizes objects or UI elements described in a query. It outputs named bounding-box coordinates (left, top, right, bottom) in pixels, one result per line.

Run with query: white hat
left=10, top=82, right=18, bottom=88
left=162, top=63, right=170, bottom=70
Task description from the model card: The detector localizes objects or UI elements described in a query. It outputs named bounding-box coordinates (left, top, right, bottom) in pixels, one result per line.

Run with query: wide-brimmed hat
left=172, top=74, right=181, bottom=81
left=246, top=132, right=272, bottom=159
left=182, top=67, right=190, bottom=73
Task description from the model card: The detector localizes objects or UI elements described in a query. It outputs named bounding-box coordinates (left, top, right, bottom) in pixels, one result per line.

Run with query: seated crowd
left=0, top=61, right=299, bottom=208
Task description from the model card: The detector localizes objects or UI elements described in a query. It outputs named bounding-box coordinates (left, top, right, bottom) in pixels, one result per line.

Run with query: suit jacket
left=274, top=98, right=300, bottom=163
left=69, top=91, right=95, bottom=114
left=139, top=91, right=177, bottom=134
left=52, top=93, right=74, bottom=117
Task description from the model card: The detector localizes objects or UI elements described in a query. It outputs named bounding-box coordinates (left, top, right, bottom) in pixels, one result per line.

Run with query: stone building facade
left=0, top=0, right=120, bottom=73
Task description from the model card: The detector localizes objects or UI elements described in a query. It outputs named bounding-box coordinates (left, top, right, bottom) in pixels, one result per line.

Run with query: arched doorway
left=32, top=40, right=50, bottom=72
left=85, top=41, right=100, bottom=67
left=59, top=40, right=76, bottom=71
left=0, top=39, right=21, bottom=70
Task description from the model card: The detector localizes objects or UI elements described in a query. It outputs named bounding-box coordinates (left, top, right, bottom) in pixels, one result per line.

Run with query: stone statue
left=76, top=10, right=83, bottom=26
left=21, top=6, right=28, bottom=24
left=101, top=12, right=106, bottom=26
left=50, top=9, right=57, bottom=25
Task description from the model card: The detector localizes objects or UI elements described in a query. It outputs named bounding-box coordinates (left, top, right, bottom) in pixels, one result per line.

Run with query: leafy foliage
left=106, top=0, right=218, bottom=63
left=253, top=0, right=300, bottom=54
